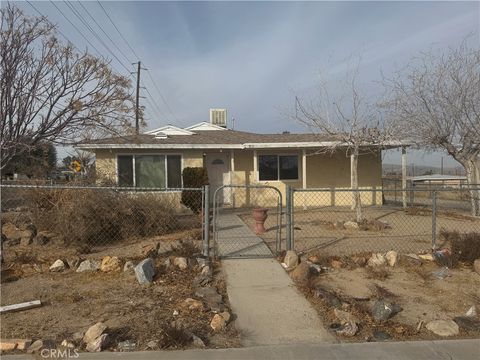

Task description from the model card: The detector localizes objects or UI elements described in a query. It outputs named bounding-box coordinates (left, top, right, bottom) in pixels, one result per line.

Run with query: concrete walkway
left=222, top=258, right=334, bottom=346
left=215, top=213, right=272, bottom=258
left=4, top=340, right=479, bottom=360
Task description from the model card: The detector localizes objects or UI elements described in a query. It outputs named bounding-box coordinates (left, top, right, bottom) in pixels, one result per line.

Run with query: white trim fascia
left=144, top=125, right=195, bottom=136
left=185, top=122, right=227, bottom=131
left=77, top=144, right=244, bottom=150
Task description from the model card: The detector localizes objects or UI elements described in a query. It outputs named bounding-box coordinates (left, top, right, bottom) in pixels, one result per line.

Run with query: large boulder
left=371, top=300, right=402, bottom=322
left=49, top=259, right=66, bottom=272
left=76, top=260, right=101, bottom=273
left=210, top=314, right=226, bottom=331
left=474, top=259, right=480, bottom=275
left=426, top=320, right=459, bottom=337
left=83, top=322, right=107, bottom=344
left=283, top=250, right=299, bottom=269
left=134, top=258, right=156, bottom=284
left=85, top=334, right=108, bottom=352
left=368, top=253, right=387, bottom=267
left=385, top=251, right=398, bottom=267
left=100, top=256, right=122, bottom=272
left=173, top=257, right=188, bottom=270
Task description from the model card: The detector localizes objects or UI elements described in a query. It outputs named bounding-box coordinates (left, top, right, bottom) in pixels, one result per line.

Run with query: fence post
left=432, top=190, right=437, bottom=251
left=202, top=185, right=210, bottom=257
left=286, top=186, right=292, bottom=251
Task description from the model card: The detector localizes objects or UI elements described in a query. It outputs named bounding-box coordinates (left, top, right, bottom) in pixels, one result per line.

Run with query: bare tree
left=294, top=63, right=393, bottom=222
left=0, top=4, right=137, bottom=170
left=383, top=40, right=480, bottom=216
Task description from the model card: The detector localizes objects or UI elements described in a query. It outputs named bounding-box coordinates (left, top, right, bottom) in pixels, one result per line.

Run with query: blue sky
left=15, top=1, right=480, bottom=167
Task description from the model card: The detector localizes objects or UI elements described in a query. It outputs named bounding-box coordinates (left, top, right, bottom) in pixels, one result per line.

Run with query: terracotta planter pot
left=252, top=208, right=269, bottom=234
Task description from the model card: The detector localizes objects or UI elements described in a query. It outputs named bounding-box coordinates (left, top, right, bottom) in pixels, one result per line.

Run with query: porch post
left=402, top=146, right=407, bottom=209
left=230, top=149, right=235, bottom=207
left=302, top=149, right=307, bottom=209
left=253, top=150, right=258, bottom=182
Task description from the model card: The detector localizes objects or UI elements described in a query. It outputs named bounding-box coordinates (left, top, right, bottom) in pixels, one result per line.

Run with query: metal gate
left=212, top=185, right=283, bottom=258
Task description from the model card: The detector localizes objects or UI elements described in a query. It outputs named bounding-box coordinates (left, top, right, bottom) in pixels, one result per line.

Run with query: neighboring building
left=77, top=111, right=395, bottom=206
left=410, top=174, right=468, bottom=188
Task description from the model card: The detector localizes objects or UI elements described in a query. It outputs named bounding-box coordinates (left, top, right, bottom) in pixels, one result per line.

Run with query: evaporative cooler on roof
left=209, top=108, right=227, bottom=128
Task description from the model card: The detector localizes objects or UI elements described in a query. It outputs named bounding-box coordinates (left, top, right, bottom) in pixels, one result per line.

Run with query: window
left=117, top=154, right=182, bottom=188
left=258, top=155, right=298, bottom=181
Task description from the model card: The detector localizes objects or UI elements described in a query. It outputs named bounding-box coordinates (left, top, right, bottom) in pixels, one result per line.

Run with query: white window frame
left=256, top=154, right=299, bottom=182
left=116, top=153, right=184, bottom=189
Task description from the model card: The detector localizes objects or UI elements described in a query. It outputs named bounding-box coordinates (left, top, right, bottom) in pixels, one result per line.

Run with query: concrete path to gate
left=216, top=213, right=333, bottom=345
left=222, top=258, right=334, bottom=346
left=215, top=213, right=272, bottom=258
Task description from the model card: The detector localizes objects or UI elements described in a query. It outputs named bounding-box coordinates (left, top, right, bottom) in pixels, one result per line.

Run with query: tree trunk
left=464, top=159, right=480, bottom=217
left=350, top=151, right=363, bottom=222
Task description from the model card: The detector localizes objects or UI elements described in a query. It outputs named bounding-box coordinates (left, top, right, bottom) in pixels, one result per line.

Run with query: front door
left=206, top=153, right=230, bottom=204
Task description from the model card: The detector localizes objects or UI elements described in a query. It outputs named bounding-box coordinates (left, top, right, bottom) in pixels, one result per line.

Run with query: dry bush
left=159, top=325, right=192, bottom=349
left=25, top=188, right=180, bottom=245
left=171, top=240, right=200, bottom=257
left=440, top=229, right=480, bottom=264
left=365, top=266, right=391, bottom=281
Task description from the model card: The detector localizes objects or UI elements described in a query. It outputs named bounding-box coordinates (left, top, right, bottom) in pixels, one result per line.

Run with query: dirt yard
left=240, top=204, right=480, bottom=255
left=289, top=252, right=480, bottom=342
left=0, top=234, right=241, bottom=354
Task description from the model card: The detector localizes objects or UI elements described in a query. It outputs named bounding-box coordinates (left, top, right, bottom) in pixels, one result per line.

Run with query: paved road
left=3, top=339, right=479, bottom=360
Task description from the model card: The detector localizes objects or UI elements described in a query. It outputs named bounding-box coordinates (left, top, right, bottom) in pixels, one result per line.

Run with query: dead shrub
left=26, top=188, right=180, bottom=245
left=365, top=266, right=391, bottom=281
left=159, top=325, right=192, bottom=349
left=440, top=229, right=480, bottom=264
left=171, top=239, right=200, bottom=257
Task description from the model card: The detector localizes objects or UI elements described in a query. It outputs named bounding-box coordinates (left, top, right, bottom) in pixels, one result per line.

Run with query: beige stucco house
left=78, top=119, right=390, bottom=207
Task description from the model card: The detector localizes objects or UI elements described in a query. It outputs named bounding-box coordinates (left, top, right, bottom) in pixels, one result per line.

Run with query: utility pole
left=135, top=61, right=141, bottom=134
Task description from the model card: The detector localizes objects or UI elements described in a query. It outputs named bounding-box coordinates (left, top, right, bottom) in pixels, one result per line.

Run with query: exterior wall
left=228, top=149, right=383, bottom=208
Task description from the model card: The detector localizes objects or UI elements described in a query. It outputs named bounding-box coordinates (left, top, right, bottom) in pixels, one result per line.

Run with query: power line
left=95, top=1, right=180, bottom=124
left=96, top=0, right=141, bottom=61
left=77, top=1, right=132, bottom=65
left=62, top=0, right=131, bottom=73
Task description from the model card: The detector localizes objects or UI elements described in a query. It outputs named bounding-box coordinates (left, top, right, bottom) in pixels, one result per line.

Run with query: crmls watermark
left=40, top=348, right=80, bottom=359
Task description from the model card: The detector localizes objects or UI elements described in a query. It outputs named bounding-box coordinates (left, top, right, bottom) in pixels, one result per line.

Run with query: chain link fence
left=212, top=185, right=282, bottom=258
left=284, top=187, right=480, bottom=256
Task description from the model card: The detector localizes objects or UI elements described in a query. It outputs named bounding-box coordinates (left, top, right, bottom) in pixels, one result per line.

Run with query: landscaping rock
left=134, top=258, right=156, bottom=284
left=145, top=340, right=159, bottom=350
left=184, top=298, right=204, bottom=311
left=83, top=322, right=107, bottom=344
left=49, top=259, right=66, bottom=272
left=344, top=221, right=359, bottom=230
left=313, top=286, right=341, bottom=308
left=27, top=339, right=56, bottom=353
left=117, top=340, right=136, bottom=351
left=466, top=305, right=477, bottom=317
left=86, top=333, right=108, bottom=352
left=66, top=258, right=81, bottom=270
left=290, top=261, right=310, bottom=283
left=100, top=256, right=122, bottom=272
left=195, top=286, right=219, bottom=298
left=335, top=322, right=358, bottom=337
left=220, top=311, right=231, bottom=323
left=283, top=250, right=299, bottom=269
left=123, top=261, right=135, bottom=272
left=368, top=253, right=386, bottom=267
left=0, top=339, right=32, bottom=351
left=76, top=260, right=101, bottom=272
left=201, top=265, right=212, bottom=276
left=474, top=259, right=480, bottom=275
left=191, top=334, right=205, bottom=348
left=307, top=255, right=320, bottom=264
left=210, top=314, right=226, bottom=331
left=418, top=253, right=434, bottom=261
left=371, top=300, right=402, bottom=322
left=61, top=340, right=75, bottom=349
left=385, top=251, right=398, bottom=267
left=453, top=316, right=480, bottom=331
left=2, top=223, right=20, bottom=240
left=334, top=309, right=359, bottom=325
left=173, top=257, right=188, bottom=270
left=426, top=320, right=459, bottom=337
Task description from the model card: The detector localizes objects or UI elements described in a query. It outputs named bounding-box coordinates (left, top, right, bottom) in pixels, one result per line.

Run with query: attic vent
left=154, top=132, right=168, bottom=139
left=210, top=108, right=227, bottom=128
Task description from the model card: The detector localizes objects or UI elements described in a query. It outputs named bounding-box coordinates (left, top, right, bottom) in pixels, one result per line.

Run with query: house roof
left=77, top=122, right=406, bottom=150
